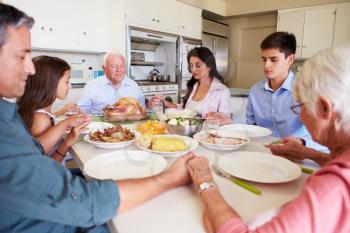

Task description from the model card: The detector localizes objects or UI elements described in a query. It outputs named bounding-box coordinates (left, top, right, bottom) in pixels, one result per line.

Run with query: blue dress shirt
left=77, top=75, right=145, bottom=113
left=246, top=71, right=326, bottom=151
left=0, top=99, right=119, bottom=233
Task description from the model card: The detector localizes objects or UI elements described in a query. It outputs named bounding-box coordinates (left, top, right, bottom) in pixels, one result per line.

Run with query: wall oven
left=138, top=81, right=179, bottom=106
left=143, top=90, right=178, bottom=106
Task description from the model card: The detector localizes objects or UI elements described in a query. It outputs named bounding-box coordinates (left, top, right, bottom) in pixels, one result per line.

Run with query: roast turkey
left=104, top=97, right=146, bottom=122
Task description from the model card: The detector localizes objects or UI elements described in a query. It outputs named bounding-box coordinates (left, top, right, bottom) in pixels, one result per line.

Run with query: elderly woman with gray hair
left=187, top=44, right=350, bottom=233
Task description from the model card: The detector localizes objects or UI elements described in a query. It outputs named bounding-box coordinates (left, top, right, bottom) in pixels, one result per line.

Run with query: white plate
left=218, top=151, right=302, bottom=183
left=136, top=134, right=199, bottom=158
left=84, top=150, right=168, bottom=180
left=84, top=130, right=139, bottom=149
left=193, top=130, right=249, bottom=151
left=220, top=124, right=272, bottom=137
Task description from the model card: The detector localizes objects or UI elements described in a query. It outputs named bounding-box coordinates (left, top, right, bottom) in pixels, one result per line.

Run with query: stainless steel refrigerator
left=202, top=19, right=229, bottom=83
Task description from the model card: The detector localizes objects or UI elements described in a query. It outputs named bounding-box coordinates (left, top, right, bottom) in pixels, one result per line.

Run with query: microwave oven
left=70, top=63, right=100, bottom=84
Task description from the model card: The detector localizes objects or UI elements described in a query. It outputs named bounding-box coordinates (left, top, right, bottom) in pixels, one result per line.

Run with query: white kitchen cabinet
left=333, top=3, right=350, bottom=47
left=6, top=0, right=109, bottom=53
left=177, top=3, right=202, bottom=39
left=126, top=0, right=202, bottom=39
left=278, top=7, right=335, bottom=59
left=277, top=11, right=304, bottom=58
left=126, top=0, right=179, bottom=35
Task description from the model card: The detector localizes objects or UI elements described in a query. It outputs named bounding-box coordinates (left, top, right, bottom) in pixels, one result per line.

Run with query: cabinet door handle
left=147, top=34, right=163, bottom=39
left=156, top=19, right=160, bottom=23
left=152, top=18, right=156, bottom=22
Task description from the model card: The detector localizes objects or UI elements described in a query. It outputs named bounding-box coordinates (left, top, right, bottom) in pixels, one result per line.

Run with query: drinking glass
left=203, top=119, right=220, bottom=131
left=151, top=101, right=164, bottom=120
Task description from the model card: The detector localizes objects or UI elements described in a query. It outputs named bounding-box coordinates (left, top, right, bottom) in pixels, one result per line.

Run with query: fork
left=211, top=165, right=262, bottom=195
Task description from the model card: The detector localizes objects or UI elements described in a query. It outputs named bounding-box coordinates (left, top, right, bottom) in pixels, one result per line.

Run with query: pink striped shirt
left=218, top=148, right=350, bottom=233
left=185, top=78, right=231, bottom=117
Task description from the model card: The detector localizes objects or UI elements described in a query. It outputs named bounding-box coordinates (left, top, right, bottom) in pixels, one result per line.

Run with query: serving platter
left=136, top=134, right=199, bottom=157
left=193, top=130, right=249, bottom=151
left=84, top=128, right=139, bottom=149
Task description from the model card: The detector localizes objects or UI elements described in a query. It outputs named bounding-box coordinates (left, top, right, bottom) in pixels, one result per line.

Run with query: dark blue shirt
left=0, top=99, right=120, bottom=232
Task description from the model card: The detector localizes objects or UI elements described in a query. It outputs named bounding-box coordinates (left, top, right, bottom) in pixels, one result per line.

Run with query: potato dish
left=89, top=125, right=135, bottom=143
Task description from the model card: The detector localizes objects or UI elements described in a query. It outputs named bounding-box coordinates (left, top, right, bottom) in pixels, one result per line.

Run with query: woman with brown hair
left=150, top=47, right=231, bottom=118
left=18, top=55, right=90, bottom=164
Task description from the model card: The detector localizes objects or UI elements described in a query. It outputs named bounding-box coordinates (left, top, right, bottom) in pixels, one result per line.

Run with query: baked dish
left=104, top=97, right=147, bottom=122
left=89, top=125, right=135, bottom=143
left=139, top=136, right=188, bottom=152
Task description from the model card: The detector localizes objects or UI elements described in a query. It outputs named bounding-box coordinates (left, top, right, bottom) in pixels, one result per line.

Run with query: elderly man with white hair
left=77, top=52, right=145, bottom=113
left=186, top=44, right=350, bottom=233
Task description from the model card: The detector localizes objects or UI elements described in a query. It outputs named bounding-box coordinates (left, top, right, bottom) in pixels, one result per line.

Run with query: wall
left=222, top=13, right=277, bottom=89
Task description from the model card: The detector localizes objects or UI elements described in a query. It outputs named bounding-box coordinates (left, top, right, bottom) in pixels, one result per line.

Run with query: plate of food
left=193, top=130, right=249, bottom=151
left=84, top=150, right=168, bottom=180
left=136, top=134, right=199, bottom=157
left=84, top=125, right=139, bottom=149
left=218, top=151, right=302, bottom=183
left=83, top=121, right=114, bottom=134
left=219, top=124, right=272, bottom=137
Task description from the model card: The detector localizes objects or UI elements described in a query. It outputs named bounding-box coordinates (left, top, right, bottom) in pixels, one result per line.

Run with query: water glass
left=203, top=119, right=220, bottom=131
left=151, top=101, right=164, bottom=119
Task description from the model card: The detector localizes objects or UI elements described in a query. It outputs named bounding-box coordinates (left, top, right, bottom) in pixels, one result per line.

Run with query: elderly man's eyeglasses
left=290, top=103, right=305, bottom=114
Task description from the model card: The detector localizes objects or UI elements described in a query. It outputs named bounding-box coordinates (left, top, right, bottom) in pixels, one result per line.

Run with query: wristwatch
left=198, top=182, right=217, bottom=194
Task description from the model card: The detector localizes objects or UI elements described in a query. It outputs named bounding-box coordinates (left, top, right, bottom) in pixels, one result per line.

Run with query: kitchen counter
left=230, top=88, right=250, bottom=97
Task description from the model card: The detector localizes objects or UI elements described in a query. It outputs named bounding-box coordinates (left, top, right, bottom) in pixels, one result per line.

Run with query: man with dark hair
left=260, top=31, right=296, bottom=57
left=246, top=31, right=325, bottom=150
left=0, top=3, right=194, bottom=232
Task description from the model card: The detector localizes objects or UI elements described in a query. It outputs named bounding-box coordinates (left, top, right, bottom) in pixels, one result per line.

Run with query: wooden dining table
left=69, top=124, right=320, bottom=233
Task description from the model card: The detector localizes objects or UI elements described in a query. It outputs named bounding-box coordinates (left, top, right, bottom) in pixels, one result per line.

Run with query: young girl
left=18, top=56, right=91, bottom=164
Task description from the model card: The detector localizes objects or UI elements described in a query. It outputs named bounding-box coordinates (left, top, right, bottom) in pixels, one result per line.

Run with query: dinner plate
left=84, top=150, right=168, bottom=180
left=220, top=124, right=272, bottom=137
left=193, top=130, right=249, bottom=151
left=83, top=131, right=139, bottom=149
left=218, top=151, right=301, bottom=183
left=136, top=134, right=199, bottom=157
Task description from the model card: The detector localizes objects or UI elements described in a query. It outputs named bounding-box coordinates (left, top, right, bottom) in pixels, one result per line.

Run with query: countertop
left=230, top=88, right=250, bottom=97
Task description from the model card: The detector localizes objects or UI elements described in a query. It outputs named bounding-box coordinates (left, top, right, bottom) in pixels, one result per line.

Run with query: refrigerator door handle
left=213, top=37, right=216, bottom=56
